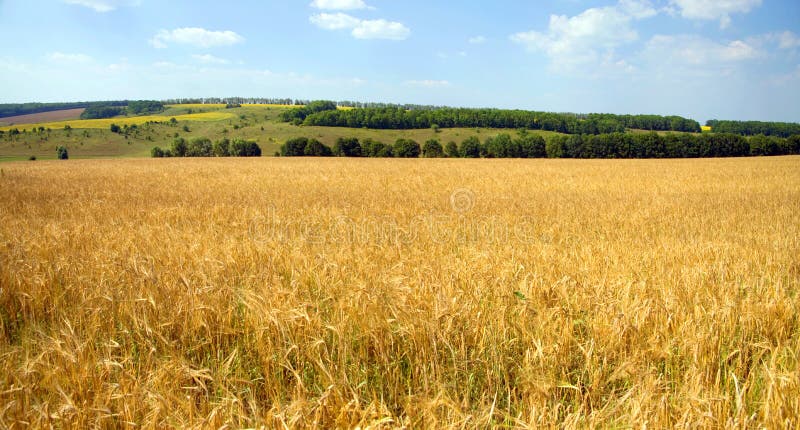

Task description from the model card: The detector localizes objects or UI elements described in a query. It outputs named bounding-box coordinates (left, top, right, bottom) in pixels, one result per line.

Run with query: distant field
left=0, top=111, right=236, bottom=132
left=0, top=157, right=797, bottom=427
left=0, top=105, right=560, bottom=160
left=0, top=108, right=85, bottom=126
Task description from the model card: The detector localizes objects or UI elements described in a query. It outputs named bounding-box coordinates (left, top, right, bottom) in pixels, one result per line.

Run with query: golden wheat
left=0, top=157, right=798, bottom=428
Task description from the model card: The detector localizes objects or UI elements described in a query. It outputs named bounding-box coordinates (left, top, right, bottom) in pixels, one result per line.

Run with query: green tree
left=422, top=139, right=444, bottom=157
left=281, top=137, right=309, bottom=156
left=150, top=146, right=165, bottom=158
left=445, top=141, right=459, bottom=158
left=516, top=134, right=546, bottom=158
left=109, top=123, right=121, bottom=133
left=333, top=137, right=362, bottom=157
left=213, top=138, right=230, bottom=157
left=170, top=137, right=188, bottom=157
left=231, top=139, right=261, bottom=157
left=56, top=145, right=69, bottom=160
left=460, top=136, right=481, bottom=158
left=304, top=139, right=333, bottom=156
left=393, top=139, right=420, bottom=158
left=186, top=137, right=212, bottom=157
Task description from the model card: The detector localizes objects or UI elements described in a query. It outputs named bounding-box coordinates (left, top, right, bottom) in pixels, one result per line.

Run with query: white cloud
left=352, top=19, right=410, bottom=40
left=309, top=0, right=368, bottom=10
left=406, top=80, right=450, bottom=88
left=669, top=0, right=761, bottom=29
left=149, top=28, right=244, bottom=49
left=309, top=13, right=410, bottom=40
left=642, top=35, right=761, bottom=66
left=618, top=0, right=658, bottom=19
left=309, top=12, right=361, bottom=30
left=46, top=52, right=93, bottom=63
left=511, top=3, right=642, bottom=70
left=776, top=31, right=800, bottom=50
left=62, top=0, right=139, bottom=12
left=192, top=54, right=230, bottom=65
left=468, top=36, right=486, bottom=44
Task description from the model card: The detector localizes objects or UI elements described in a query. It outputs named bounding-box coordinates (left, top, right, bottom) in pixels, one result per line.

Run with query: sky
left=0, top=0, right=798, bottom=123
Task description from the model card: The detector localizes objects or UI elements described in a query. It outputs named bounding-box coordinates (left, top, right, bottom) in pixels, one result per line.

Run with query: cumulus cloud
left=149, top=28, right=244, bottom=49
left=352, top=19, right=410, bottom=40
left=309, top=13, right=410, bottom=40
left=309, top=0, right=368, bottom=10
left=642, top=35, right=761, bottom=66
left=405, top=80, right=450, bottom=88
left=468, top=36, right=486, bottom=44
left=62, top=0, right=140, bottom=12
left=309, top=12, right=361, bottom=30
left=669, top=0, right=762, bottom=29
left=192, top=54, right=230, bottom=65
left=511, top=2, right=644, bottom=70
left=776, top=31, right=800, bottom=50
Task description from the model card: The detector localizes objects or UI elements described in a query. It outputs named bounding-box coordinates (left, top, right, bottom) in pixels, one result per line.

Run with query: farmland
left=0, top=108, right=86, bottom=126
left=0, top=104, right=559, bottom=161
left=1, top=156, right=798, bottom=427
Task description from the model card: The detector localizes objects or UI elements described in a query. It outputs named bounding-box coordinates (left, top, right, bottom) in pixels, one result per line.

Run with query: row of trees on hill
left=279, top=133, right=800, bottom=159
left=286, top=105, right=701, bottom=134
left=279, top=101, right=338, bottom=124
left=706, top=120, right=800, bottom=138
left=151, top=137, right=261, bottom=158
left=81, top=101, right=164, bottom=119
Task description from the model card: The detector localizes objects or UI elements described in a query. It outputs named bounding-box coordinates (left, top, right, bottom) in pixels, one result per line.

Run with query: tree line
left=81, top=101, right=164, bottom=119
left=706, top=120, right=800, bottom=138
left=279, top=132, right=800, bottom=159
left=284, top=104, right=701, bottom=134
left=151, top=137, right=261, bottom=158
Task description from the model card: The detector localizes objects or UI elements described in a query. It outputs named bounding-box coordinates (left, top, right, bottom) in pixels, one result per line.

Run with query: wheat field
left=0, top=157, right=798, bottom=428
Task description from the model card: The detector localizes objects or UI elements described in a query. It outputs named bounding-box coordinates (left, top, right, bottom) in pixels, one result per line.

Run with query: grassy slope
left=0, top=105, right=562, bottom=160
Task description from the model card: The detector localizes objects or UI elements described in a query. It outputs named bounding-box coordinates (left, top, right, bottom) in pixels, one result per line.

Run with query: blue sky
left=0, top=0, right=798, bottom=122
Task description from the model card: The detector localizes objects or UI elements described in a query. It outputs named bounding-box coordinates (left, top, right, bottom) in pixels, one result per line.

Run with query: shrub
left=110, top=124, right=121, bottom=133
left=170, top=137, right=188, bottom=157
left=28, top=155, right=36, bottom=161
left=186, top=137, right=213, bottom=157
left=545, top=135, right=566, bottom=158
left=56, top=146, right=69, bottom=160
left=445, top=141, right=459, bottom=158
left=516, top=134, right=546, bottom=158
left=422, top=139, right=444, bottom=158
left=460, top=136, right=482, bottom=158
left=333, top=137, right=362, bottom=157
left=304, top=139, right=333, bottom=156
left=281, top=137, right=309, bottom=156
left=484, top=134, right=515, bottom=158
left=393, top=139, right=420, bottom=158
left=361, top=138, right=389, bottom=157
left=150, top=146, right=165, bottom=158
left=213, top=138, right=230, bottom=157
left=231, top=139, right=261, bottom=157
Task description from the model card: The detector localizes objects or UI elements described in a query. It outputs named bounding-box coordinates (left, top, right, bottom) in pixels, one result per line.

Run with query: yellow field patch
left=701, top=125, right=712, bottom=132
left=0, top=111, right=236, bottom=132
left=165, top=104, right=226, bottom=109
